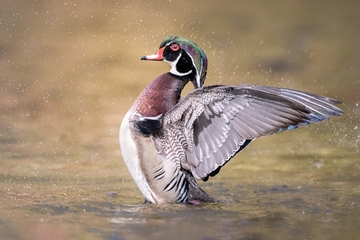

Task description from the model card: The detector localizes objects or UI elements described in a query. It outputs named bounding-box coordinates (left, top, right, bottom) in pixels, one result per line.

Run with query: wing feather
left=153, top=85, right=343, bottom=181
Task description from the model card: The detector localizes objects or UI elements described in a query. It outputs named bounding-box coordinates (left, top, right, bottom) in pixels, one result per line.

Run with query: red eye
left=170, top=44, right=179, bottom=51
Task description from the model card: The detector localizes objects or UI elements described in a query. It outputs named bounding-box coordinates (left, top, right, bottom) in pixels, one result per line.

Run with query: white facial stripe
left=196, top=74, right=201, bottom=88
left=165, top=53, right=193, bottom=76
left=184, top=51, right=201, bottom=88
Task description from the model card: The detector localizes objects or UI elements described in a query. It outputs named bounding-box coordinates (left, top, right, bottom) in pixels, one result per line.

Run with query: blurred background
left=1, top=0, right=359, bottom=239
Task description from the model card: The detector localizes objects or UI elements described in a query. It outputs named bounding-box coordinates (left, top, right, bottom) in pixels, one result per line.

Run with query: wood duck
left=119, top=36, right=343, bottom=204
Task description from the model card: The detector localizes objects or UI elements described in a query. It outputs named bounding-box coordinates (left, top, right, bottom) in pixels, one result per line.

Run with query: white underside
left=119, top=109, right=155, bottom=203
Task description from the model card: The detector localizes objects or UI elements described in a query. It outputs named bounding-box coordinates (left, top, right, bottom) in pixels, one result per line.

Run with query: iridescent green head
left=142, top=36, right=208, bottom=88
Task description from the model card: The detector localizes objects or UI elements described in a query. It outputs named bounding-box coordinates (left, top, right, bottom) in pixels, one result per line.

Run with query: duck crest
left=134, top=73, right=186, bottom=117
left=160, top=36, right=208, bottom=88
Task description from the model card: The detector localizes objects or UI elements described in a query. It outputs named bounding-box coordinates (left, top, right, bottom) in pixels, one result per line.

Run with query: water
left=1, top=0, right=360, bottom=239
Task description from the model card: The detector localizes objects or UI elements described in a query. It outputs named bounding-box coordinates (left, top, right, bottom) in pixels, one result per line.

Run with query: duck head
left=141, top=36, right=208, bottom=89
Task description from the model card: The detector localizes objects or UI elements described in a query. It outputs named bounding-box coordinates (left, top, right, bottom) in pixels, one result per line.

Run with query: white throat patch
left=165, top=53, right=193, bottom=77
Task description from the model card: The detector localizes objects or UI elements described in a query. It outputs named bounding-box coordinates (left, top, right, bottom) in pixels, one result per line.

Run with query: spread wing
left=153, top=84, right=343, bottom=181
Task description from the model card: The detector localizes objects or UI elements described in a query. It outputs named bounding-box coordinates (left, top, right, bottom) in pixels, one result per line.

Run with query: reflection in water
left=0, top=0, right=359, bottom=239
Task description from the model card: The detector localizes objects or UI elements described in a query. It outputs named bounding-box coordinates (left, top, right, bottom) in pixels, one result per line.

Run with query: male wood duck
left=119, top=36, right=343, bottom=204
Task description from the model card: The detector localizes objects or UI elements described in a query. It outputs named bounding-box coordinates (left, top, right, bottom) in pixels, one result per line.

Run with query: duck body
left=120, top=73, right=191, bottom=204
left=119, top=36, right=343, bottom=204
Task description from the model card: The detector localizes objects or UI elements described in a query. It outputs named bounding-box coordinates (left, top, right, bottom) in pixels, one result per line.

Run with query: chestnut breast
left=135, top=73, right=185, bottom=117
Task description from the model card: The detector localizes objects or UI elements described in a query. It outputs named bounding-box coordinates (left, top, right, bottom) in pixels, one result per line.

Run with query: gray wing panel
left=159, top=85, right=343, bottom=181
